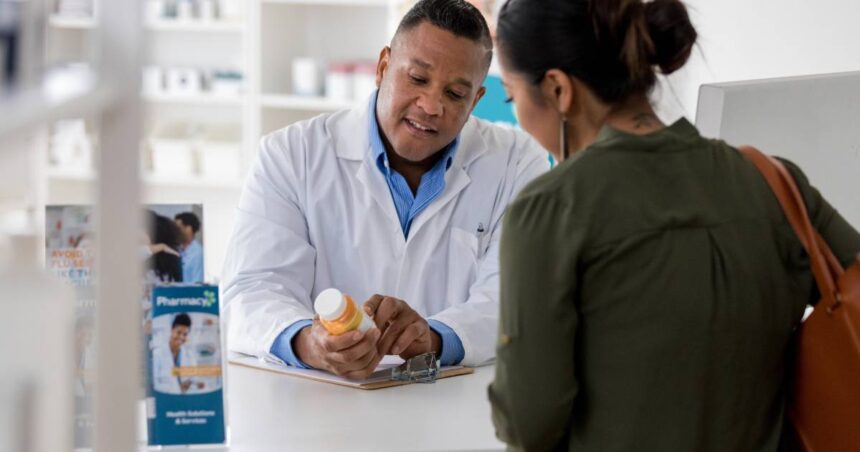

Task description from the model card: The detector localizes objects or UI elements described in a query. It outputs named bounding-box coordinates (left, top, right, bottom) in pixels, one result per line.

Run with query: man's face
left=170, top=325, right=189, bottom=350
left=174, top=219, right=193, bottom=244
left=375, top=22, right=488, bottom=163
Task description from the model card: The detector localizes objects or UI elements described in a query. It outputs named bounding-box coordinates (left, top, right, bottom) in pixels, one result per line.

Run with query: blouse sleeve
left=778, top=158, right=860, bottom=268
left=489, top=191, right=585, bottom=450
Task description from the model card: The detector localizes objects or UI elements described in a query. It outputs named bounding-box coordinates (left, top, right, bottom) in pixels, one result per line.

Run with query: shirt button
left=499, top=334, right=512, bottom=345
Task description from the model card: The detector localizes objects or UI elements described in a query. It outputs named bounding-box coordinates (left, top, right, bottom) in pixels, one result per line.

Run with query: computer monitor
left=696, top=71, right=860, bottom=229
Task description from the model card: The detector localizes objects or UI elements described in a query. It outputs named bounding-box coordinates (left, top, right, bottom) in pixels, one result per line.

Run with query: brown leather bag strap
left=817, top=234, right=845, bottom=279
left=739, top=146, right=843, bottom=308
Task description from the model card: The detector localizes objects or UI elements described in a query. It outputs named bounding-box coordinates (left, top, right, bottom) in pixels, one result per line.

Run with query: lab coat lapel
left=334, top=101, right=402, bottom=230
left=406, top=118, right=485, bottom=242
left=406, top=164, right=471, bottom=244
left=355, top=153, right=401, bottom=229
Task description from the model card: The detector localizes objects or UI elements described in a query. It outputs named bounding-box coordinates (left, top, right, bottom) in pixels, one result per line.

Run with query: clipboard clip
left=390, top=353, right=440, bottom=384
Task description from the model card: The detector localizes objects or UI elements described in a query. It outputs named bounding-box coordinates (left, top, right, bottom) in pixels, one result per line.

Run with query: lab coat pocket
left=447, top=227, right=480, bottom=302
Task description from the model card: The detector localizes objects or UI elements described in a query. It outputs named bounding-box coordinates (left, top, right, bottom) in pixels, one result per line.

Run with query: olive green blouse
left=489, top=119, right=860, bottom=451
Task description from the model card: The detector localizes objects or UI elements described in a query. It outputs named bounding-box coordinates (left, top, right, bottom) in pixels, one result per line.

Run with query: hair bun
left=644, top=0, right=697, bottom=75
left=497, top=0, right=700, bottom=104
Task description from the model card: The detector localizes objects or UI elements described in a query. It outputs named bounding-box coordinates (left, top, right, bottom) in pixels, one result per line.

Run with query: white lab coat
left=152, top=344, right=196, bottom=394
left=221, top=101, right=549, bottom=366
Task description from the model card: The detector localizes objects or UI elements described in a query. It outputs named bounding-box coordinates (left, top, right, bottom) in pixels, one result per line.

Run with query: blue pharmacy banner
left=147, top=285, right=226, bottom=446
left=472, top=74, right=518, bottom=125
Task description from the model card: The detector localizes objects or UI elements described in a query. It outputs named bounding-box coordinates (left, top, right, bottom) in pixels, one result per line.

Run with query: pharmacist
left=221, top=0, right=547, bottom=380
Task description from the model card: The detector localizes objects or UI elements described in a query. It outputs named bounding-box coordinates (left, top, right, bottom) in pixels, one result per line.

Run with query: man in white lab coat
left=221, top=0, right=548, bottom=379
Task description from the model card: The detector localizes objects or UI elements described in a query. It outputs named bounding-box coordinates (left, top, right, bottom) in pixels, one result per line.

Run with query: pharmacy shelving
left=251, top=0, right=407, bottom=139
left=48, top=14, right=97, bottom=29
left=142, top=172, right=244, bottom=188
left=44, top=166, right=97, bottom=182
left=143, top=92, right=245, bottom=107
left=145, top=18, right=246, bottom=33
left=44, top=1, right=251, bottom=285
left=262, top=0, right=390, bottom=6
left=43, top=0, right=411, bottom=279
left=259, top=93, right=355, bottom=112
left=46, top=166, right=243, bottom=189
left=46, top=2, right=251, bottom=191
left=49, top=15, right=246, bottom=33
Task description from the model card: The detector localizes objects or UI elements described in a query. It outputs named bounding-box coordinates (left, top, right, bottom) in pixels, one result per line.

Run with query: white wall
left=654, top=0, right=860, bottom=121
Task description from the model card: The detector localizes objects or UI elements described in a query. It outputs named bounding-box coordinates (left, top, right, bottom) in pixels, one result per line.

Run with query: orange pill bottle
left=314, top=288, right=375, bottom=336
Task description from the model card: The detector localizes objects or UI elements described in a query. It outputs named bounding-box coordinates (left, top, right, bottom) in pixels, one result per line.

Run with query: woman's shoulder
left=513, top=165, right=571, bottom=206
left=511, top=144, right=620, bottom=209
left=506, top=167, right=582, bottom=235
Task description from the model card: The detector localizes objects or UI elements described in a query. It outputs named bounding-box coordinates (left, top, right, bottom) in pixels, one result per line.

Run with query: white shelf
left=46, top=167, right=96, bottom=182
left=49, top=15, right=245, bottom=33
left=47, top=167, right=242, bottom=189
left=262, top=0, right=389, bottom=6
left=260, top=94, right=358, bottom=112
left=146, top=19, right=246, bottom=33
left=143, top=173, right=243, bottom=189
left=143, top=92, right=245, bottom=107
left=48, top=15, right=96, bottom=29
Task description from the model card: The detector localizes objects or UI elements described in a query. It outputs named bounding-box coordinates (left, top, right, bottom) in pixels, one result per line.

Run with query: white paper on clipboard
left=228, top=352, right=473, bottom=390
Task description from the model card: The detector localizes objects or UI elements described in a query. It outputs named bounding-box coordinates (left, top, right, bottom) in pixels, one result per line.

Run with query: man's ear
left=376, top=46, right=391, bottom=87
left=540, top=69, right=575, bottom=115
left=470, top=86, right=487, bottom=112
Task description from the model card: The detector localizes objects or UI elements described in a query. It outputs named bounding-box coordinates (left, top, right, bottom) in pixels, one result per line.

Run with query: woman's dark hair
left=172, top=313, right=192, bottom=329
left=497, top=0, right=697, bottom=104
left=146, top=210, right=183, bottom=283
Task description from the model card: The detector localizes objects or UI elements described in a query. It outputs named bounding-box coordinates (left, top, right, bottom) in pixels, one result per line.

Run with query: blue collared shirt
left=368, top=94, right=459, bottom=238
left=270, top=92, right=465, bottom=368
left=180, top=239, right=204, bottom=283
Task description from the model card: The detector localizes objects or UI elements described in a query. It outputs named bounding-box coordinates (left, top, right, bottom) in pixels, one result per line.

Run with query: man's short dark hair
left=175, top=212, right=200, bottom=234
left=172, top=313, right=192, bottom=329
left=394, top=0, right=493, bottom=61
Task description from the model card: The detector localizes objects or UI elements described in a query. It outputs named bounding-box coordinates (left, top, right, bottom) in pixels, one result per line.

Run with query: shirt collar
left=593, top=117, right=700, bottom=146
left=367, top=90, right=459, bottom=176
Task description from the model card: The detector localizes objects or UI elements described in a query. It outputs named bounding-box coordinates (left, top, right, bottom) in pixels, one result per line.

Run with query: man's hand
left=363, top=295, right=442, bottom=360
left=293, top=317, right=382, bottom=380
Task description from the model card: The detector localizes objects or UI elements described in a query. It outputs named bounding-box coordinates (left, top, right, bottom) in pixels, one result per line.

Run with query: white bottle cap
left=314, top=288, right=346, bottom=321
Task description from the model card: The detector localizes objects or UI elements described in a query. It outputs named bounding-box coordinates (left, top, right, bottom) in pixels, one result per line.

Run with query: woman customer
left=144, top=210, right=184, bottom=283
left=488, top=0, right=860, bottom=450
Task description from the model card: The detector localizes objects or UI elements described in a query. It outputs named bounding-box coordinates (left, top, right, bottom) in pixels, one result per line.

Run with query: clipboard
left=229, top=353, right=474, bottom=390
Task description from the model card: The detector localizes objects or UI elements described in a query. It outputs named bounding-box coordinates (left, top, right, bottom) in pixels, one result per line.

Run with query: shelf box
left=148, top=123, right=197, bottom=177
left=199, top=125, right=242, bottom=180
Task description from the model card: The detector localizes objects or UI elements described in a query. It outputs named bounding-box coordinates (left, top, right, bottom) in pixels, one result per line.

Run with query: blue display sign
left=147, top=285, right=226, bottom=446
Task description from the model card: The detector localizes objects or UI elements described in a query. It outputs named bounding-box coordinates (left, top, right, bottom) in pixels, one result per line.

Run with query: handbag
left=740, top=146, right=860, bottom=452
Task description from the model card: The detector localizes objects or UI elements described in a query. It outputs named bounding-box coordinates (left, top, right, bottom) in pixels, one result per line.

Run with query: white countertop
left=221, top=362, right=505, bottom=452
